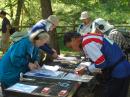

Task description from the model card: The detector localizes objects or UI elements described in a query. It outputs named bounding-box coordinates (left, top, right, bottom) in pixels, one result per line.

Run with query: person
left=77, top=11, right=129, bottom=51
left=0, top=10, right=11, bottom=53
left=77, top=11, right=93, bottom=35
left=29, top=15, right=59, bottom=59
left=63, top=31, right=130, bottom=97
left=0, top=29, right=50, bottom=96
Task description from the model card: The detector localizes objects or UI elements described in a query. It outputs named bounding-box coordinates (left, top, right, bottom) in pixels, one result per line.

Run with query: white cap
left=92, top=18, right=114, bottom=33
left=47, top=15, right=59, bottom=26
left=80, top=11, right=89, bottom=20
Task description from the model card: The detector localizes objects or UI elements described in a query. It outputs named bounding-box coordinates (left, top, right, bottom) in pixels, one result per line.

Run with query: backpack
left=118, top=29, right=130, bottom=44
left=118, top=28, right=130, bottom=53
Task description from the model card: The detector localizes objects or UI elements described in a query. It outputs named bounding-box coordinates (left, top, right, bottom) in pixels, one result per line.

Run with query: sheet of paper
left=79, top=62, right=91, bottom=67
left=42, top=65, right=60, bottom=71
left=63, top=73, right=94, bottom=82
left=54, top=56, right=78, bottom=64
left=34, top=69, right=62, bottom=77
left=57, top=56, right=77, bottom=61
left=54, top=55, right=78, bottom=63
left=7, top=83, right=38, bottom=93
left=25, top=69, right=64, bottom=78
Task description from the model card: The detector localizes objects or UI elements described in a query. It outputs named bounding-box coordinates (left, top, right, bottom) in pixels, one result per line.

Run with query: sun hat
left=80, top=11, right=89, bottom=20
left=47, top=15, right=59, bottom=26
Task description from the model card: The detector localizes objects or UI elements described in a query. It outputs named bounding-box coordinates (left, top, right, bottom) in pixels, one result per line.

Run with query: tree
left=13, top=0, right=24, bottom=30
left=40, top=0, right=60, bottom=54
left=40, top=0, right=53, bottom=18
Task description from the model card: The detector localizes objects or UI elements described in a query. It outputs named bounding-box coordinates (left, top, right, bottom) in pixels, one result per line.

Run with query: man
left=63, top=31, right=130, bottom=97
left=0, top=10, right=11, bottom=53
left=77, top=11, right=129, bottom=50
left=29, top=15, right=59, bottom=59
left=77, top=11, right=92, bottom=35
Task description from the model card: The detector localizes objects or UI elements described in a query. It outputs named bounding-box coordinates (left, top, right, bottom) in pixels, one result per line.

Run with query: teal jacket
left=0, top=37, right=39, bottom=87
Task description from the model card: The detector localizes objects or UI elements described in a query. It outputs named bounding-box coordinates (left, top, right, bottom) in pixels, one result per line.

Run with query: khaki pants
left=1, top=33, right=10, bottom=53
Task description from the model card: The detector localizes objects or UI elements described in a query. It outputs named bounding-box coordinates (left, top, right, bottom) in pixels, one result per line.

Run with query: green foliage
left=1, top=0, right=130, bottom=26
left=0, top=0, right=130, bottom=53
left=52, top=0, right=130, bottom=24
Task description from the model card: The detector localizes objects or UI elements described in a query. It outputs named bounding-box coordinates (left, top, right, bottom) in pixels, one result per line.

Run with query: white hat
left=47, top=15, right=59, bottom=26
left=80, top=11, right=89, bottom=20
left=92, top=18, right=114, bottom=33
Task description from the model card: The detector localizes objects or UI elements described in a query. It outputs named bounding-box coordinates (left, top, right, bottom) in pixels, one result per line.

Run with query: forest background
left=0, top=0, right=130, bottom=54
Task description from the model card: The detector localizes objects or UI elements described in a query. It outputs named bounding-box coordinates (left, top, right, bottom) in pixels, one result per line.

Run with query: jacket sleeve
left=31, top=47, right=40, bottom=62
left=39, top=43, right=54, bottom=55
left=10, top=40, right=31, bottom=67
left=83, top=41, right=110, bottom=72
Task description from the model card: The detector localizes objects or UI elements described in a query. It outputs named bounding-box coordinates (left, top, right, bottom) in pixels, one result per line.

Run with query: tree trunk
left=40, top=0, right=60, bottom=54
left=13, top=0, right=24, bottom=31
left=40, top=0, right=53, bottom=19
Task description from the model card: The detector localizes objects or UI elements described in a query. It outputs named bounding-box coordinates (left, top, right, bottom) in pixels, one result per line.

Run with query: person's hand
left=28, top=62, right=40, bottom=71
left=34, top=61, right=41, bottom=69
left=52, top=52, right=58, bottom=59
left=75, top=66, right=86, bottom=75
left=52, top=49, right=58, bottom=59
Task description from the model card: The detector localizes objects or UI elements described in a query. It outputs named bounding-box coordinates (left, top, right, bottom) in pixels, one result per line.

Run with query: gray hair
left=29, top=29, right=50, bottom=42
left=37, top=32, right=50, bottom=40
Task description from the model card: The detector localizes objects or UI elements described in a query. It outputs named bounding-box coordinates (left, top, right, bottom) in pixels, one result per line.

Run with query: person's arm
left=39, top=43, right=58, bottom=58
left=39, top=43, right=54, bottom=54
left=51, top=48, right=58, bottom=58
left=83, top=41, right=110, bottom=73
left=75, top=35, right=108, bottom=75
left=10, top=41, right=30, bottom=67
left=10, top=39, right=41, bottom=70
left=30, top=47, right=41, bottom=69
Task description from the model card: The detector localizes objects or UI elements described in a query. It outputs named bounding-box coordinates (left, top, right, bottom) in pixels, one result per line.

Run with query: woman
left=0, top=29, right=50, bottom=96
left=29, top=15, right=59, bottom=59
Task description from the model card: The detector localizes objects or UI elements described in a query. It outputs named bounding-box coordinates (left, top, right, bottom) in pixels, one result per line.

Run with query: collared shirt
left=77, top=23, right=92, bottom=35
